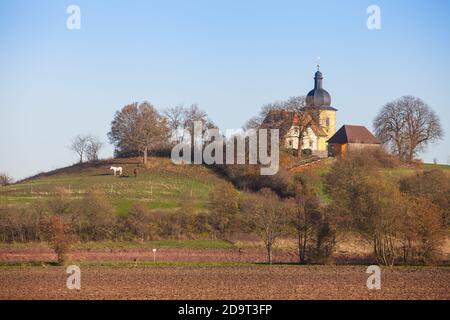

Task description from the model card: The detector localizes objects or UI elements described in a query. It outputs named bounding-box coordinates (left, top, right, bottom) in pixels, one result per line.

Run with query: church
left=261, top=66, right=337, bottom=157
left=260, top=66, right=379, bottom=157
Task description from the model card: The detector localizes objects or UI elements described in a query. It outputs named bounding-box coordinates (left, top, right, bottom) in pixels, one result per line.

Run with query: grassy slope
left=1, top=155, right=448, bottom=216
left=0, top=157, right=230, bottom=215
left=290, top=159, right=450, bottom=203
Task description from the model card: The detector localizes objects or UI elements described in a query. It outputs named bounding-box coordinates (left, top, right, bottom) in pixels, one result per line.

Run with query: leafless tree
left=108, top=102, right=170, bottom=164
left=373, top=96, right=443, bottom=163
left=70, top=134, right=88, bottom=163
left=164, top=105, right=185, bottom=143
left=244, top=188, right=287, bottom=264
left=86, top=135, right=103, bottom=162
left=183, top=104, right=216, bottom=138
left=285, top=96, right=315, bottom=157
left=243, top=116, right=262, bottom=130
left=0, top=173, right=13, bottom=186
left=243, top=96, right=311, bottom=157
left=287, top=192, right=321, bottom=263
left=243, top=101, right=284, bottom=130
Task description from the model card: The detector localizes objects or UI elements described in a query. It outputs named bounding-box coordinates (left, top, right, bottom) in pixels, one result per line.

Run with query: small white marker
left=152, top=248, right=157, bottom=262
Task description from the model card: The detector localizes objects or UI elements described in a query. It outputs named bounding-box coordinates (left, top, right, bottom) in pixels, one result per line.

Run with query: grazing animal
left=133, top=167, right=138, bottom=178
left=110, top=166, right=123, bottom=176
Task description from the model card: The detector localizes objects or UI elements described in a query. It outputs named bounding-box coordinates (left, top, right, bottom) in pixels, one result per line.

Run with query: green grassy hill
left=0, top=157, right=231, bottom=216
left=1, top=155, right=448, bottom=217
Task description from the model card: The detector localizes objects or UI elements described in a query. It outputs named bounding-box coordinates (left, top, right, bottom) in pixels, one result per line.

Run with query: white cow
left=110, top=166, right=123, bottom=176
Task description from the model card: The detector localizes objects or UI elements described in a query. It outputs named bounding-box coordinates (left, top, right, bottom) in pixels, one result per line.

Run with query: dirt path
left=1, top=266, right=448, bottom=300
left=0, top=247, right=298, bottom=264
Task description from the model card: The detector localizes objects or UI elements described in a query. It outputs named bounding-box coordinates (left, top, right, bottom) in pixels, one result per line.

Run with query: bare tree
left=86, top=135, right=103, bottom=162
left=243, top=116, right=262, bottom=130
left=0, top=173, right=13, bottom=186
left=374, top=96, right=443, bottom=163
left=70, top=135, right=88, bottom=163
left=287, top=192, right=322, bottom=263
left=183, top=104, right=215, bottom=137
left=285, top=96, right=315, bottom=157
left=108, top=102, right=170, bottom=164
left=244, top=188, right=287, bottom=264
left=164, top=105, right=185, bottom=143
left=243, top=101, right=284, bottom=130
left=243, top=96, right=311, bottom=157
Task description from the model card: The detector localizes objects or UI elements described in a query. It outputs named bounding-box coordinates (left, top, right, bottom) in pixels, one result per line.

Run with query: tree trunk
left=301, top=230, right=307, bottom=263
left=298, top=231, right=303, bottom=263
left=407, top=148, right=414, bottom=164
left=266, top=243, right=272, bottom=265
left=143, top=147, right=148, bottom=165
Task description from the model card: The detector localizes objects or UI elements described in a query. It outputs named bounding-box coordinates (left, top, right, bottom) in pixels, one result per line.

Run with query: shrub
left=314, top=220, right=336, bottom=264
left=0, top=173, right=13, bottom=186
left=125, top=203, right=155, bottom=241
left=286, top=170, right=335, bottom=264
left=73, top=191, right=116, bottom=241
left=400, top=169, right=450, bottom=226
left=326, top=153, right=447, bottom=266
left=208, top=183, right=240, bottom=239
left=0, top=207, right=41, bottom=242
left=47, top=187, right=73, bottom=216
left=401, top=197, right=446, bottom=264
left=39, top=216, right=73, bottom=265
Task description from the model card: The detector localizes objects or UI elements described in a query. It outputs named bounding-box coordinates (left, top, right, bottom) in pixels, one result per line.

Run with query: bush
left=73, top=191, right=116, bottom=241
left=39, top=216, right=73, bottom=265
left=208, top=183, right=240, bottom=239
left=302, top=148, right=312, bottom=157
left=0, top=207, right=41, bottom=242
left=400, top=169, right=450, bottom=226
left=326, top=154, right=447, bottom=266
left=0, top=173, right=13, bottom=186
left=125, top=203, right=156, bottom=241
left=213, top=164, right=292, bottom=197
left=47, top=187, right=73, bottom=216
left=401, top=197, right=446, bottom=264
left=314, top=220, right=336, bottom=264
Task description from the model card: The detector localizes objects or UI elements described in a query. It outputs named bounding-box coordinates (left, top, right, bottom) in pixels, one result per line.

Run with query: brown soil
left=1, top=266, right=448, bottom=300
left=0, top=247, right=298, bottom=264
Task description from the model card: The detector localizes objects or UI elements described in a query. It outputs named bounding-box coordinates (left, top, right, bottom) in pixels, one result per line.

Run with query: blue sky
left=1, top=0, right=449, bottom=179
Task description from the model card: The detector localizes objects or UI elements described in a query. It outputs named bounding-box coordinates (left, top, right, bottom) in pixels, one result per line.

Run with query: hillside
left=0, top=157, right=232, bottom=216
left=1, top=155, right=449, bottom=217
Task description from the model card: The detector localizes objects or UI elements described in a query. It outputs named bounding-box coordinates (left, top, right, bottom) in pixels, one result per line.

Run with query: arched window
left=326, top=117, right=330, bottom=127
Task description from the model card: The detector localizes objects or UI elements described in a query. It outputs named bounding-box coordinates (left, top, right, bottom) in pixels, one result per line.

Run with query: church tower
left=303, top=65, right=337, bottom=153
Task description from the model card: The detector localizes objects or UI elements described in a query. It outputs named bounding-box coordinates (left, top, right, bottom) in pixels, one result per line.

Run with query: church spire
left=314, top=68, right=323, bottom=89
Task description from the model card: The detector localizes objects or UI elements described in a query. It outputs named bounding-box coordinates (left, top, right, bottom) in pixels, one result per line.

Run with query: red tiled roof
left=260, top=110, right=327, bottom=137
left=327, top=125, right=380, bottom=144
